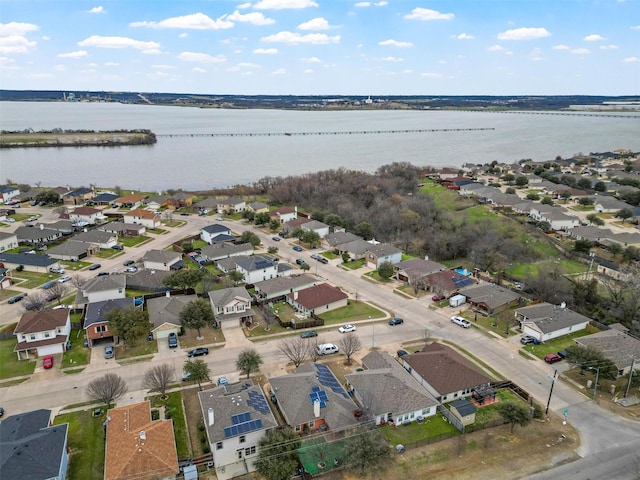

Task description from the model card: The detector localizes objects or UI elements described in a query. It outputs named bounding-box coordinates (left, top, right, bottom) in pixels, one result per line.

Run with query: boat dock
left=157, top=127, right=495, bottom=138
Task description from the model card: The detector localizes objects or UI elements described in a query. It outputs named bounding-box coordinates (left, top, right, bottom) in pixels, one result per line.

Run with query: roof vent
left=208, top=407, right=214, bottom=426
left=139, top=431, right=146, bottom=440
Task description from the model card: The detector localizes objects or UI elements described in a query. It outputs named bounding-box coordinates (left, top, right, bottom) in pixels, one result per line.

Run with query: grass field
left=319, top=301, right=386, bottom=324
left=61, top=329, right=90, bottom=368
left=0, top=337, right=36, bottom=379
left=53, top=410, right=105, bottom=480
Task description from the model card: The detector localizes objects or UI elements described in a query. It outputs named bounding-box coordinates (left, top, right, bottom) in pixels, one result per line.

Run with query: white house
left=75, top=274, right=127, bottom=305
left=123, top=208, right=161, bottom=229
left=301, top=220, right=330, bottom=239
left=253, top=274, right=318, bottom=301
left=208, top=286, right=253, bottom=328
left=199, top=382, right=277, bottom=480
left=201, top=224, right=232, bottom=245
left=235, top=255, right=279, bottom=284
left=0, top=232, right=18, bottom=253
left=0, top=185, right=20, bottom=204
left=286, top=283, right=348, bottom=318
left=68, top=206, right=104, bottom=225
left=217, top=197, right=246, bottom=214
left=14, top=309, right=71, bottom=359
left=141, top=250, right=183, bottom=271
left=269, top=206, right=297, bottom=224
left=365, top=243, right=403, bottom=269
left=516, top=302, right=591, bottom=342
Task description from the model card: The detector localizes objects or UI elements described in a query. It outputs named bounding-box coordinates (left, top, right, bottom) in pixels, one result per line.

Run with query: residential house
left=217, top=197, right=246, bottom=214
left=62, top=187, right=94, bottom=206
left=459, top=284, right=521, bottom=315
left=401, top=343, right=493, bottom=404
left=301, top=220, right=330, bottom=238
left=68, top=206, right=104, bottom=225
left=200, top=242, right=253, bottom=262
left=104, top=401, right=179, bottom=480
left=436, top=168, right=463, bottom=180
left=0, top=409, right=69, bottom=480
left=0, top=185, right=20, bottom=204
left=575, top=326, right=640, bottom=378
left=100, top=221, right=146, bottom=237
left=15, top=225, right=63, bottom=245
left=442, top=175, right=475, bottom=190
left=335, top=238, right=371, bottom=260
left=193, top=198, right=219, bottom=212
left=604, top=231, right=640, bottom=249
left=36, top=220, right=75, bottom=235
left=235, top=255, right=280, bottom=284
left=269, top=206, right=297, bottom=224
left=515, top=302, right=591, bottom=342
left=48, top=240, right=96, bottom=262
left=125, top=268, right=172, bottom=292
left=282, top=217, right=311, bottom=235
left=208, top=286, right=253, bottom=328
left=216, top=256, right=246, bottom=275
left=147, top=292, right=198, bottom=340
left=0, top=231, right=18, bottom=253
left=537, top=209, right=581, bottom=231
left=270, top=362, right=360, bottom=435
left=457, top=182, right=486, bottom=196
left=345, top=350, right=439, bottom=426
left=364, top=243, right=403, bottom=269
left=593, top=196, right=632, bottom=213
left=75, top=274, right=127, bottom=305
left=0, top=252, right=59, bottom=273
left=141, top=250, right=183, bottom=271
left=198, top=381, right=277, bottom=480
left=71, top=229, right=118, bottom=249
left=84, top=297, right=135, bottom=347
left=394, top=258, right=445, bottom=285
left=144, top=194, right=169, bottom=211
left=14, top=309, right=71, bottom=359
left=253, top=274, right=318, bottom=302
left=114, top=193, right=147, bottom=209
left=167, top=191, right=193, bottom=209
left=286, top=283, right=348, bottom=318
left=201, top=223, right=232, bottom=244
left=90, top=192, right=119, bottom=206
left=123, top=208, right=161, bottom=229
left=246, top=201, right=269, bottom=214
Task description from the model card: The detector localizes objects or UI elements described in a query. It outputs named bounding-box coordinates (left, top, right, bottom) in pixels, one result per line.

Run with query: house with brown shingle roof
left=286, top=283, right=348, bottom=318
left=104, top=401, right=179, bottom=480
left=124, top=208, right=160, bottom=229
left=268, top=206, right=297, bottom=224
left=459, top=283, right=521, bottom=315
left=13, top=309, right=71, bottom=360
left=114, top=193, right=148, bottom=209
left=401, top=343, right=493, bottom=404
left=422, top=270, right=475, bottom=298
left=68, top=206, right=104, bottom=225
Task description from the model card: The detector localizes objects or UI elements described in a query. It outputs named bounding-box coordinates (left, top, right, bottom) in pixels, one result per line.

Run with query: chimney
left=294, top=291, right=298, bottom=301
left=313, top=399, right=320, bottom=418
left=208, top=407, right=214, bottom=426
left=560, top=301, right=566, bottom=309
left=165, top=290, right=170, bottom=298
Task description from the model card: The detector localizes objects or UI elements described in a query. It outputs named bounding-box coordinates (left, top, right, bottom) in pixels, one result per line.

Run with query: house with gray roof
left=216, top=256, right=245, bottom=274
left=459, top=283, right=520, bottom=314
left=401, top=343, right=493, bottom=404
left=70, top=229, right=118, bottom=249
left=99, top=221, right=146, bottom=237
left=0, top=252, right=58, bottom=273
left=142, top=249, right=183, bottom=271
left=537, top=209, right=581, bottom=231
left=337, top=238, right=371, bottom=260
left=147, top=293, right=198, bottom=339
left=217, top=197, right=246, bottom=214
left=0, top=184, right=20, bottom=203
left=201, top=223, right=232, bottom=244
left=0, top=231, right=18, bottom=253
left=75, top=274, right=126, bottom=305
left=364, top=243, right=402, bottom=269
left=246, top=201, right=269, bottom=214
left=515, top=302, right=591, bottom=342
left=208, top=287, right=253, bottom=328
left=345, top=350, right=439, bottom=426
left=90, top=192, right=118, bottom=206
left=593, top=196, right=632, bottom=213
left=36, top=220, right=75, bottom=235
left=124, top=268, right=172, bottom=292
left=270, top=362, right=360, bottom=435
left=48, top=240, right=96, bottom=262
left=84, top=297, right=136, bottom=347
left=236, top=255, right=281, bottom=284
left=253, top=274, right=318, bottom=301
left=201, top=242, right=253, bottom=262
left=324, top=231, right=360, bottom=249
left=394, top=258, right=445, bottom=285
left=301, top=219, right=330, bottom=238
left=0, top=409, right=69, bottom=480
left=576, top=327, right=640, bottom=378
left=15, top=225, right=63, bottom=245
left=199, top=381, right=277, bottom=480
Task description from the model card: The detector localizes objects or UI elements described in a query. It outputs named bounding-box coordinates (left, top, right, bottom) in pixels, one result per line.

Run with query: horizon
left=1, top=1, right=639, bottom=96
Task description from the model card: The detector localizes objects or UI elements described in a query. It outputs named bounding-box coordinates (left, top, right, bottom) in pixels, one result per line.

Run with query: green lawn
left=53, top=410, right=106, bottom=480
left=523, top=329, right=592, bottom=358
left=418, top=180, right=461, bottom=211
left=380, top=414, right=458, bottom=445
left=115, top=339, right=158, bottom=360
left=93, top=249, right=121, bottom=259
left=0, top=337, right=36, bottom=379
left=119, top=235, right=151, bottom=247
left=298, top=437, right=347, bottom=476
left=342, top=258, right=365, bottom=270
left=10, top=271, right=54, bottom=289
left=507, top=258, right=587, bottom=278
left=148, top=391, right=191, bottom=458
left=61, top=329, right=90, bottom=368
left=318, top=301, right=386, bottom=324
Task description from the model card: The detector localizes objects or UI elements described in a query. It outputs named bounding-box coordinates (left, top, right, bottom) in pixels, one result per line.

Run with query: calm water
left=1, top=102, right=638, bottom=191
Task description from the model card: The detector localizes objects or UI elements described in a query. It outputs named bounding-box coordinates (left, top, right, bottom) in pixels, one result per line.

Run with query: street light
left=588, top=366, right=600, bottom=400
left=545, top=369, right=558, bottom=414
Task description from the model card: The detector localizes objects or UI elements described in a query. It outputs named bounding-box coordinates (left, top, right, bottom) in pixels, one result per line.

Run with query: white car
left=339, top=324, right=357, bottom=333
left=450, top=316, right=471, bottom=328
left=58, top=275, right=71, bottom=283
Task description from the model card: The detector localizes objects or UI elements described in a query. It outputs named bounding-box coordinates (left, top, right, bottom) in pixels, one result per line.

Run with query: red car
left=432, top=294, right=445, bottom=301
left=544, top=353, right=562, bottom=364
left=43, top=356, right=54, bottom=369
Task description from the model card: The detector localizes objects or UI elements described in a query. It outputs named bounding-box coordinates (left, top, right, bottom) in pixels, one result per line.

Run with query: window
left=96, top=325, right=106, bottom=333
left=239, top=435, right=245, bottom=444
left=295, top=425, right=301, bottom=432
left=30, top=334, right=36, bottom=340
left=237, top=450, right=243, bottom=459
left=308, top=421, right=315, bottom=428
left=216, top=442, right=223, bottom=450
left=245, top=446, right=256, bottom=456
left=44, top=332, right=50, bottom=338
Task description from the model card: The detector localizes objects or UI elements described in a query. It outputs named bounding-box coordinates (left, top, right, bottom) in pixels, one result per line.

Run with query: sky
left=1, top=0, right=639, bottom=96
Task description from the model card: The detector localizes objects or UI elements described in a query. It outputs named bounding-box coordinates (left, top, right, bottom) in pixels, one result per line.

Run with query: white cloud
left=401, top=69, right=413, bottom=74
left=354, top=2, right=371, bottom=6
left=253, top=0, right=318, bottom=10
left=583, top=34, right=604, bottom=42
left=227, top=10, right=275, bottom=25
left=237, top=3, right=252, bottom=9
left=498, top=27, right=551, bottom=40
left=0, top=22, right=38, bottom=36
left=130, top=13, right=233, bottom=30
left=57, top=50, right=88, bottom=58
left=378, top=39, right=413, bottom=48
left=253, top=48, right=278, bottom=54
left=87, top=6, right=105, bottom=14
left=631, top=25, right=640, bottom=30
left=260, top=31, right=340, bottom=44
left=27, top=73, right=53, bottom=79
left=104, top=62, right=119, bottom=66
left=272, top=68, right=286, bottom=74
left=298, top=17, right=332, bottom=30
left=0, top=56, right=19, bottom=70
left=375, top=2, right=388, bottom=6
left=600, top=44, right=618, bottom=50
left=380, top=56, right=403, bottom=62
left=178, top=51, right=226, bottom=63
left=54, top=64, right=65, bottom=72
left=571, top=48, right=590, bottom=54
left=179, top=33, right=188, bottom=38
left=304, top=68, right=313, bottom=73
left=142, top=48, right=163, bottom=55
left=152, top=64, right=176, bottom=69
left=420, top=72, right=443, bottom=78
left=192, top=67, right=207, bottom=72
left=0, top=35, right=37, bottom=54
left=487, top=45, right=511, bottom=54
left=552, top=44, right=570, bottom=50
left=42, top=35, right=50, bottom=41
left=78, top=35, right=160, bottom=50
left=623, top=56, right=638, bottom=63
left=455, top=33, right=474, bottom=40
left=301, top=56, right=322, bottom=63
left=405, top=8, right=454, bottom=21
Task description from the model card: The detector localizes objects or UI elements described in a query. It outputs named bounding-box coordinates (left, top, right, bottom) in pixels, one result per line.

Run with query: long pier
left=469, top=110, right=639, bottom=119
left=157, top=127, right=495, bottom=138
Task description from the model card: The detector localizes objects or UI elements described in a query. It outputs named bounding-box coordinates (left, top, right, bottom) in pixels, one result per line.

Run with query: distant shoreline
left=0, top=129, right=157, bottom=149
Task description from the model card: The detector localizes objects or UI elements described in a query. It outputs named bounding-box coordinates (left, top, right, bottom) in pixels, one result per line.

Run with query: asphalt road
left=2, top=210, right=639, bottom=478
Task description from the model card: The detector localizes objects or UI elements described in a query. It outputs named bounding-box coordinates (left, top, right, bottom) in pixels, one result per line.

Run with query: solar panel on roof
left=312, top=386, right=320, bottom=392
left=224, top=419, right=263, bottom=438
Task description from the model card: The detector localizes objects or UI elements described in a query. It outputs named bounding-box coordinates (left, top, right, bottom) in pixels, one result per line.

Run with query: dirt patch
left=182, top=385, right=209, bottom=457
left=178, top=325, right=225, bottom=350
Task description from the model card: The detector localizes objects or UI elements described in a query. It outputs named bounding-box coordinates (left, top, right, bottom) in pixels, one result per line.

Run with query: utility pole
left=624, top=357, right=637, bottom=399
left=546, top=369, right=558, bottom=414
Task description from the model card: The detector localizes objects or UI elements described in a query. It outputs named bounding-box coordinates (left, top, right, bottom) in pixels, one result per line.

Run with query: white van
left=316, top=343, right=339, bottom=356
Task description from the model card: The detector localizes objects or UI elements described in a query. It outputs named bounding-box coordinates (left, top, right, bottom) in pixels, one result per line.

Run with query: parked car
left=300, top=330, right=318, bottom=338
left=557, top=349, right=568, bottom=359
left=316, top=343, right=339, bottom=355
left=123, top=259, right=135, bottom=266
left=388, top=317, right=404, bottom=326
left=295, top=258, right=307, bottom=266
left=432, top=294, right=445, bottom=301
left=272, top=236, right=280, bottom=242
left=339, top=324, right=357, bottom=333
left=520, top=335, right=537, bottom=345
left=26, top=216, right=38, bottom=222
left=181, top=371, right=192, bottom=382
left=49, top=266, right=64, bottom=274
left=8, top=294, right=26, bottom=304
left=217, top=376, right=229, bottom=386
left=125, top=266, right=138, bottom=273
left=293, top=245, right=303, bottom=252
left=42, top=281, right=57, bottom=290
left=310, top=253, right=321, bottom=260
left=7, top=217, right=15, bottom=223
left=318, top=257, right=329, bottom=264
left=112, top=244, right=124, bottom=250
left=88, top=263, right=101, bottom=271
left=96, top=272, right=109, bottom=277
left=58, top=275, right=71, bottom=283
left=187, top=347, right=209, bottom=357
left=397, top=349, right=410, bottom=358
left=545, top=353, right=563, bottom=364
left=168, top=332, right=178, bottom=348
left=43, top=356, right=54, bottom=369
left=0, top=407, right=4, bottom=417
left=450, top=316, right=471, bottom=328
left=104, top=346, right=114, bottom=359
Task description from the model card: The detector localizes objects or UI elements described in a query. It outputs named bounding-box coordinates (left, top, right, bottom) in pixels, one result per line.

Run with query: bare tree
left=86, top=373, right=128, bottom=408
left=23, top=291, right=47, bottom=312
left=143, top=364, right=175, bottom=399
left=308, top=337, right=322, bottom=363
left=70, top=274, right=85, bottom=291
left=45, top=282, right=68, bottom=306
left=277, top=337, right=309, bottom=367
left=338, top=333, right=362, bottom=365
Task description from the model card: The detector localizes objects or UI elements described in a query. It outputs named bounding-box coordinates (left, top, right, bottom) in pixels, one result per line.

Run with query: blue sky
left=1, top=0, right=639, bottom=95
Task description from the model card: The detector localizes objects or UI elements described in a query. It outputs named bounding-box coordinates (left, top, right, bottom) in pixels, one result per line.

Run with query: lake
left=1, top=101, right=639, bottom=191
